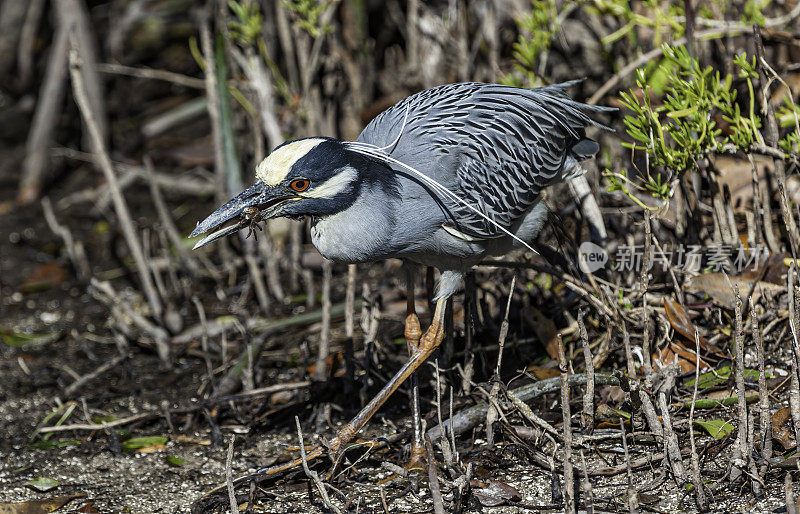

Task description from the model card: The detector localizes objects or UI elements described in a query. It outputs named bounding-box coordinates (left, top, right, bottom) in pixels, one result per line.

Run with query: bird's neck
left=310, top=179, right=399, bottom=263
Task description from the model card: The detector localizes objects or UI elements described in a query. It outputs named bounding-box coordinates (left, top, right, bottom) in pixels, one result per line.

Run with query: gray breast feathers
left=357, top=81, right=615, bottom=239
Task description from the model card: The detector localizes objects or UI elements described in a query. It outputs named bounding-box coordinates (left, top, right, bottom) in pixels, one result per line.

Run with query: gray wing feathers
left=358, top=82, right=615, bottom=239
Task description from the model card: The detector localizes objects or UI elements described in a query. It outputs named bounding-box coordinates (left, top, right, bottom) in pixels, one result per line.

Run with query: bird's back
left=357, top=81, right=614, bottom=240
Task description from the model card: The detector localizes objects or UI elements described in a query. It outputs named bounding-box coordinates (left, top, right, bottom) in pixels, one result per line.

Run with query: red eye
left=290, top=179, right=310, bottom=192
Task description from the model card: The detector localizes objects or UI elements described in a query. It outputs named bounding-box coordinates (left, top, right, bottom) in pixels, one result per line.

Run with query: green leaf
left=693, top=419, right=735, bottom=439
left=166, top=455, right=186, bottom=467
left=27, top=439, right=81, bottom=450
left=685, top=366, right=764, bottom=389
left=1, top=329, right=62, bottom=347
left=122, top=436, right=168, bottom=452
left=25, top=476, right=59, bottom=492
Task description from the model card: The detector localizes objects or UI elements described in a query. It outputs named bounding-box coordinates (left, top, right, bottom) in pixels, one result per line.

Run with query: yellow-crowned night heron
left=191, top=81, right=614, bottom=474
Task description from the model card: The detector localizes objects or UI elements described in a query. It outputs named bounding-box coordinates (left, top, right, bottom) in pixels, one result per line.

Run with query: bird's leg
left=254, top=297, right=449, bottom=478
left=404, top=266, right=426, bottom=471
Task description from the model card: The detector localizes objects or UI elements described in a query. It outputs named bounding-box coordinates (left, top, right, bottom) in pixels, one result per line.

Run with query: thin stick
left=226, top=435, right=237, bottom=514
left=428, top=373, right=619, bottom=442
left=41, top=197, right=90, bottom=281
left=39, top=412, right=154, bottom=433
left=754, top=26, right=800, bottom=248
left=487, top=275, right=515, bottom=445
left=578, top=310, right=594, bottom=433
left=345, top=264, right=357, bottom=340
left=496, top=275, right=516, bottom=375
left=620, top=418, right=639, bottom=514
left=579, top=449, right=594, bottom=514
left=19, top=0, right=71, bottom=204
left=143, top=156, right=200, bottom=275
left=731, top=284, right=748, bottom=485
left=96, top=62, right=206, bottom=89
left=425, top=435, right=445, bottom=514
left=657, top=368, right=686, bottom=483
left=753, top=298, right=772, bottom=483
left=65, top=352, right=129, bottom=396
left=199, top=17, right=227, bottom=202
left=689, top=330, right=708, bottom=510
left=295, top=416, right=340, bottom=513
left=69, top=42, right=163, bottom=321
left=787, top=473, right=798, bottom=514
left=556, top=334, right=575, bottom=514
left=314, top=260, right=333, bottom=381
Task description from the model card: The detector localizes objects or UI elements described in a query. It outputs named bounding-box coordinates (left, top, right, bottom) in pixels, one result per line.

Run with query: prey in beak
left=190, top=181, right=291, bottom=250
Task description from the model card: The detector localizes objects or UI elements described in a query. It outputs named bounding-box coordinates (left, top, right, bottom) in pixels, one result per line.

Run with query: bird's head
left=190, top=137, right=373, bottom=249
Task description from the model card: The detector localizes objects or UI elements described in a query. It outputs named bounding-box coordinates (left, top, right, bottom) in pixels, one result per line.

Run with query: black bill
left=190, top=181, right=290, bottom=250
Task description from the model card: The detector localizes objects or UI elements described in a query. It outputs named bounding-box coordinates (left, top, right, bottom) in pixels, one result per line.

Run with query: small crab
left=241, top=206, right=264, bottom=241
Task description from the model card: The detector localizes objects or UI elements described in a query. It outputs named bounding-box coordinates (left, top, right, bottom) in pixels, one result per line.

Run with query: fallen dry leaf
left=171, top=434, right=211, bottom=446
left=20, top=262, right=66, bottom=293
left=530, top=308, right=558, bottom=360
left=684, top=273, right=784, bottom=308
left=526, top=365, right=560, bottom=380
left=772, top=407, right=795, bottom=450
left=663, top=299, right=709, bottom=347
left=0, top=494, right=85, bottom=514
left=473, top=480, right=522, bottom=507
left=653, top=342, right=710, bottom=374
left=76, top=501, right=100, bottom=513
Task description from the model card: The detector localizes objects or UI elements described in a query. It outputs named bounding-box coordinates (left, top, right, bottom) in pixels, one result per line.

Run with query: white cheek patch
left=301, top=166, right=358, bottom=199
left=256, top=138, right=326, bottom=186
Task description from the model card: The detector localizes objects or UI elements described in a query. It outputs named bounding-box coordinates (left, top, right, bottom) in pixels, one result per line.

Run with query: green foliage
left=742, top=0, right=770, bottom=26
left=612, top=45, right=766, bottom=205
left=778, top=97, right=800, bottom=155
left=282, top=0, right=334, bottom=38
left=228, top=0, right=263, bottom=45
left=503, top=0, right=559, bottom=86
left=590, top=0, right=685, bottom=47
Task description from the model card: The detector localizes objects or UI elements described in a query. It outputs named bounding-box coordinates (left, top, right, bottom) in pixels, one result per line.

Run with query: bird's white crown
left=256, top=138, right=326, bottom=186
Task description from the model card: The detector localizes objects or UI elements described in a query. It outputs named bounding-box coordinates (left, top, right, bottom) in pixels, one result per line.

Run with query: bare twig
left=657, top=367, right=685, bottom=483
left=731, top=285, right=749, bottom=484
left=753, top=298, right=772, bottom=484
left=64, top=352, right=129, bottom=396
left=557, top=334, right=575, bottom=514
left=144, top=156, right=200, bottom=275
left=70, top=42, right=164, bottom=323
left=487, top=275, right=515, bottom=445
left=41, top=197, right=91, bottom=281
left=314, top=260, right=333, bottom=381
left=579, top=449, right=594, bottom=514
left=96, top=62, right=207, bottom=88
left=425, top=435, right=445, bottom=514
left=788, top=473, right=798, bottom=514
left=579, top=311, right=594, bottom=433
left=16, top=0, right=45, bottom=86
left=688, top=330, right=708, bottom=510
left=39, top=412, right=155, bottom=433
left=226, top=435, right=238, bottom=514
left=90, top=279, right=169, bottom=360
left=19, top=1, right=71, bottom=204
left=754, top=26, right=800, bottom=247
left=428, top=373, right=619, bottom=442
left=295, top=416, right=341, bottom=513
